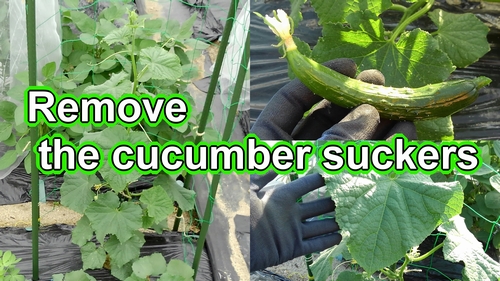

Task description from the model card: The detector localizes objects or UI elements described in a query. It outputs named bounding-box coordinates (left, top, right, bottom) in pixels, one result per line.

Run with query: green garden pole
left=173, top=0, right=240, bottom=231
left=192, top=32, right=249, bottom=280
left=26, top=0, right=39, bottom=280
left=193, top=0, right=239, bottom=145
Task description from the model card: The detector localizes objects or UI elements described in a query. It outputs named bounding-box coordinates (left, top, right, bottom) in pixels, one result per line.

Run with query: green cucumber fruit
left=285, top=44, right=491, bottom=121
left=257, top=10, right=492, bottom=121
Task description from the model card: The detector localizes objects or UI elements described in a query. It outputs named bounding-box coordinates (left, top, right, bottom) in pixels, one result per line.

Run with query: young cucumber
left=258, top=10, right=492, bottom=121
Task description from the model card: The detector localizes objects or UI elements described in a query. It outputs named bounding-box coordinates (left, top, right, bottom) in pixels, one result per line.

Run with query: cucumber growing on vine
left=256, top=10, right=491, bottom=122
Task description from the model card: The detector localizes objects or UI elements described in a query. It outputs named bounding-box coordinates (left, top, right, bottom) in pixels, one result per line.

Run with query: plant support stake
left=26, top=0, right=39, bottom=280
left=173, top=0, right=240, bottom=232
left=192, top=32, right=249, bottom=279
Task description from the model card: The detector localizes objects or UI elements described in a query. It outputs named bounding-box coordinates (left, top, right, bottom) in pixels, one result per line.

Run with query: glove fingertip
left=357, top=69, right=385, bottom=86
left=324, top=58, right=357, bottom=79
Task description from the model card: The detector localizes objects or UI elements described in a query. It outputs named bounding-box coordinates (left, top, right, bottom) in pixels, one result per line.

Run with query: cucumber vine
left=272, top=1, right=499, bottom=280
left=1, top=1, right=216, bottom=280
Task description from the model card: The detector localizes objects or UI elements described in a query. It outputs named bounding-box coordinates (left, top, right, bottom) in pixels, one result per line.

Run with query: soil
left=0, top=201, right=197, bottom=233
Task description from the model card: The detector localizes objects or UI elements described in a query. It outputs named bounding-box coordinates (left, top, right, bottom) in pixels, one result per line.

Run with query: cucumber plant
left=257, top=1, right=499, bottom=279
left=297, top=140, right=500, bottom=281
left=262, top=0, right=492, bottom=140
left=0, top=250, right=25, bottom=281
left=0, top=1, right=215, bottom=280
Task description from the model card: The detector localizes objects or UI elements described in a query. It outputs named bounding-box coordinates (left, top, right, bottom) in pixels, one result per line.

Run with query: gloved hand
left=250, top=172, right=340, bottom=272
left=250, top=58, right=417, bottom=141
left=250, top=101, right=409, bottom=271
left=250, top=59, right=417, bottom=272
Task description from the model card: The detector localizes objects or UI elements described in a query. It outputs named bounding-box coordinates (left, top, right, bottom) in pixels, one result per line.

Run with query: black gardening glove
left=250, top=172, right=340, bottom=272
left=250, top=60, right=417, bottom=271
left=250, top=58, right=417, bottom=141
left=249, top=93, right=415, bottom=271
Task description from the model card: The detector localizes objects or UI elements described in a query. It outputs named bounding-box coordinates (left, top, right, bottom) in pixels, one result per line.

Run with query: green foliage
left=439, top=216, right=500, bottom=280
left=139, top=185, right=174, bottom=224
left=0, top=1, right=209, bottom=279
left=159, top=259, right=195, bottom=281
left=309, top=239, right=348, bottom=280
left=336, top=271, right=375, bottom=281
left=323, top=172, right=463, bottom=274
left=311, top=140, right=500, bottom=280
left=52, top=270, right=96, bottom=281
left=154, top=174, right=196, bottom=211
left=428, top=9, right=490, bottom=68
left=414, top=116, right=455, bottom=141
left=295, top=0, right=490, bottom=85
left=2, top=0, right=210, bottom=171
left=289, top=0, right=490, bottom=140
left=462, top=141, right=500, bottom=249
left=0, top=250, right=25, bottom=281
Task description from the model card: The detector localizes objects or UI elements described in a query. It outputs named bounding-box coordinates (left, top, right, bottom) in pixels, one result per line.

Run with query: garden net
left=0, top=0, right=250, bottom=280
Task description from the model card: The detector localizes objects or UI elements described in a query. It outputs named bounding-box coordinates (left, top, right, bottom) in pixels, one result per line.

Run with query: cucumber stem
left=399, top=0, right=426, bottom=25
left=389, top=4, right=407, bottom=13
left=390, top=0, right=434, bottom=42
left=410, top=242, right=444, bottom=262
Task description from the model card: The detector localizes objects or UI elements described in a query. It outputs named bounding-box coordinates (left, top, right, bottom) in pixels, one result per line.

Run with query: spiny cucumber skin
left=286, top=49, right=491, bottom=121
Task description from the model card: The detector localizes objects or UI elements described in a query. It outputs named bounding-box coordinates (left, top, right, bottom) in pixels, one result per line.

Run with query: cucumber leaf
left=60, top=172, right=100, bottom=214
left=310, top=0, right=392, bottom=24
left=139, top=46, right=183, bottom=81
left=83, top=71, right=132, bottom=99
left=85, top=192, right=143, bottom=243
left=103, top=25, right=132, bottom=45
left=336, top=271, right=376, bottom=281
left=438, top=216, right=500, bottom=281
left=159, top=259, right=195, bottom=281
left=72, top=216, right=93, bottom=247
left=0, top=150, right=18, bottom=170
left=312, top=22, right=455, bottom=87
left=310, top=238, right=348, bottom=280
left=323, top=172, right=463, bottom=274
left=489, top=174, right=500, bottom=193
left=79, top=126, right=149, bottom=192
left=290, top=0, right=307, bottom=26
left=177, top=12, right=198, bottom=41
left=0, top=101, right=17, bottom=122
left=414, top=116, right=454, bottom=141
left=111, top=262, right=133, bottom=280
left=70, top=11, right=96, bottom=34
left=0, top=121, right=12, bottom=141
left=42, top=61, right=57, bottom=79
left=104, top=232, right=145, bottom=268
left=80, top=33, right=99, bottom=45
left=61, top=270, right=96, bottom=281
left=139, top=185, right=174, bottom=224
left=81, top=242, right=106, bottom=270
left=153, top=174, right=195, bottom=211
left=492, top=141, right=500, bottom=158
left=429, top=9, right=490, bottom=68
left=132, top=253, right=167, bottom=279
